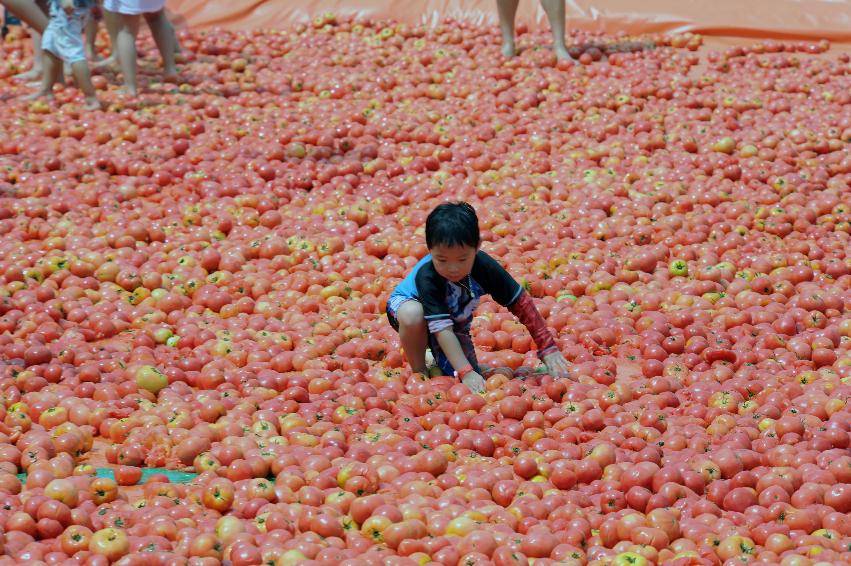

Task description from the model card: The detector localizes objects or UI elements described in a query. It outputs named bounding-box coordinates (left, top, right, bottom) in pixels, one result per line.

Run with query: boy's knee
left=396, top=301, right=424, bottom=328
left=144, top=10, right=164, bottom=23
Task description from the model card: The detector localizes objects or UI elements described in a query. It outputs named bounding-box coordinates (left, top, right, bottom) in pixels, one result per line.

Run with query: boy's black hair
left=425, top=201, right=480, bottom=249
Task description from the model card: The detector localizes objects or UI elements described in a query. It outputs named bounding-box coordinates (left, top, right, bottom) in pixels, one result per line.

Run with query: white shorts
left=42, top=6, right=88, bottom=64
left=103, top=0, right=166, bottom=15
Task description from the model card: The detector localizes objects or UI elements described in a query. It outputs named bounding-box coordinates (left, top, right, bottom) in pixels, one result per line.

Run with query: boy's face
left=430, top=244, right=477, bottom=282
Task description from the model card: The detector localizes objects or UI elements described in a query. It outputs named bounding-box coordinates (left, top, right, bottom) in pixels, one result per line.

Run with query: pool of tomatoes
left=0, top=11, right=850, bottom=566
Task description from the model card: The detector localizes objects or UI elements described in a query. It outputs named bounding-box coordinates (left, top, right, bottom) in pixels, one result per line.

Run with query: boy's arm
left=435, top=329, right=486, bottom=393
left=508, top=291, right=558, bottom=357
left=414, top=262, right=484, bottom=392
left=469, top=252, right=557, bottom=355
left=472, top=252, right=569, bottom=369
left=508, top=293, right=571, bottom=379
left=435, top=329, right=475, bottom=373
left=473, top=251, right=573, bottom=380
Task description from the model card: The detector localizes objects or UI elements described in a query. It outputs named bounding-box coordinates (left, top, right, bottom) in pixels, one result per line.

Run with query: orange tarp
left=164, top=0, right=851, bottom=43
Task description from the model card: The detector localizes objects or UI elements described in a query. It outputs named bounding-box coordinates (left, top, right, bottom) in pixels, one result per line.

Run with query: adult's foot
left=501, top=40, right=516, bottom=58
left=555, top=45, right=578, bottom=64
left=84, top=97, right=104, bottom=110
left=117, top=85, right=138, bottom=97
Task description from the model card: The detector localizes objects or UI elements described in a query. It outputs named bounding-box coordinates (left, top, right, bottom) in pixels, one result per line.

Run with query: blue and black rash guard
left=416, top=251, right=523, bottom=335
left=388, top=250, right=557, bottom=376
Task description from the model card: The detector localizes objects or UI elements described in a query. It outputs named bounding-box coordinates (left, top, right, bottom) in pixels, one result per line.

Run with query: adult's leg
left=163, top=10, right=180, bottom=54
left=495, top=0, right=520, bottom=58
left=172, top=22, right=180, bottom=54
left=395, top=301, right=429, bottom=374
left=111, top=11, right=140, bottom=95
left=2, top=0, right=47, bottom=33
left=540, top=0, right=574, bottom=61
left=142, top=9, right=176, bottom=78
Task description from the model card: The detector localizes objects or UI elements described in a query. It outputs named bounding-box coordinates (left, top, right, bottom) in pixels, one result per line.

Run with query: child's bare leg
left=23, top=49, right=59, bottom=99
left=112, top=11, right=140, bottom=95
left=84, top=15, right=99, bottom=61
left=540, top=0, right=575, bottom=62
left=143, top=9, right=176, bottom=79
left=395, top=301, right=429, bottom=374
left=15, top=30, right=43, bottom=80
left=70, top=60, right=101, bottom=109
left=496, top=0, right=520, bottom=57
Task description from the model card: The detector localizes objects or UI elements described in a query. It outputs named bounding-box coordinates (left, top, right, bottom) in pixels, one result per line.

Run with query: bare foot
left=117, top=85, right=138, bottom=97
left=555, top=45, right=579, bottom=64
left=501, top=41, right=516, bottom=58
left=94, top=56, right=117, bottom=70
left=21, top=90, right=52, bottom=101
left=14, top=68, right=42, bottom=81
left=84, top=97, right=104, bottom=110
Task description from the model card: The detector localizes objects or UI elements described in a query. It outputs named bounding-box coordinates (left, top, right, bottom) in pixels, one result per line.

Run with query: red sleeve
left=508, top=291, right=558, bottom=359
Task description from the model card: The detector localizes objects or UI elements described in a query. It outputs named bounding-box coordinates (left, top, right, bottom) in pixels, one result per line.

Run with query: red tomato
left=114, top=466, right=143, bottom=486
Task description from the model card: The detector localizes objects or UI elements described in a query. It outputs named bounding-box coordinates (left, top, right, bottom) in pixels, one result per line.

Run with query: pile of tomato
left=0, top=12, right=849, bottom=566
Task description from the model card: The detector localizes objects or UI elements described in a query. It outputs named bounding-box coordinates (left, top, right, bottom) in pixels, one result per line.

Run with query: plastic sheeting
left=163, top=0, right=851, bottom=44
left=17, top=467, right=198, bottom=485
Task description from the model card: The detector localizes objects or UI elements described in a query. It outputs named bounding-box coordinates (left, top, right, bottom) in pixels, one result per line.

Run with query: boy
left=26, top=0, right=101, bottom=109
left=387, top=202, right=571, bottom=394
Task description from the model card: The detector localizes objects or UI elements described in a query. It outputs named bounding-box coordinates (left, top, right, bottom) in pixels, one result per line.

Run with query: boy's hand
left=461, top=371, right=486, bottom=395
left=543, top=351, right=573, bottom=380
left=61, top=0, right=75, bottom=14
